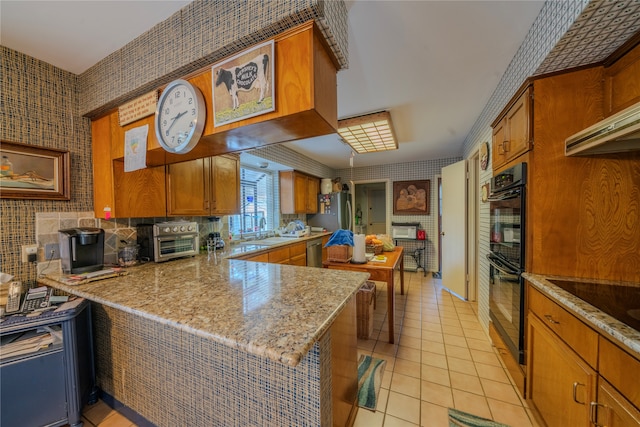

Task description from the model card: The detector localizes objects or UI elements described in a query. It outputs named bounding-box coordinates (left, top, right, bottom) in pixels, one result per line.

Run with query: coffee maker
left=59, top=228, right=105, bottom=274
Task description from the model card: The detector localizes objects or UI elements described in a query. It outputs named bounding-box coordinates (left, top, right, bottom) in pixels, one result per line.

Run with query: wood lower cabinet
left=491, top=85, right=532, bottom=171
left=167, top=154, right=240, bottom=216
left=289, top=241, right=307, bottom=266
left=527, top=313, right=597, bottom=427
left=235, top=241, right=307, bottom=266
left=279, top=170, right=319, bottom=214
left=595, top=379, right=640, bottom=427
left=527, top=284, right=640, bottom=427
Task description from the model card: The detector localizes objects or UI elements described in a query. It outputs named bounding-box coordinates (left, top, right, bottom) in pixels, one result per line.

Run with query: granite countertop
left=524, top=273, right=640, bottom=359
left=39, top=253, right=368, bottom=367
left=224, top=232, right=332, bottom=259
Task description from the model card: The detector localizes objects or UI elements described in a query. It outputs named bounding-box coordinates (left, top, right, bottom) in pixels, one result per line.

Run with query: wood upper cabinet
left=111, top=21, right=338, bottom=167
left=279, top=170, right=319, bottom=214
left=492, top=85, right=533, bottom=171
left=92, top=112, right=166, bottom=219
left=167, top=154, right=240, bottom=216
left=527, top=312, right=597, bottom=427
left=604, top=42, right=640, bottom=116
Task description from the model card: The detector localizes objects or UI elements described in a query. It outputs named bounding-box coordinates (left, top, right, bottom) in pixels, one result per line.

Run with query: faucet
left=257, top=217, right=267, bottom=239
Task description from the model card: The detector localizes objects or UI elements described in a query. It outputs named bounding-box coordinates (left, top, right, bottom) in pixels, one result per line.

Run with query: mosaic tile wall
left=335, top=157, right=462, bottom=273
left=461, top=0, right=640, bottom=328
left=92, top=303, right=333, bottom=426
left=0, top=47, right=93, bottom=284
left=78, top=0, right=348, bottom=118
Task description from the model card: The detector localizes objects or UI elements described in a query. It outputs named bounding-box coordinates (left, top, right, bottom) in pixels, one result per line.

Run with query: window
left=229, top=167, right=275, bottom=237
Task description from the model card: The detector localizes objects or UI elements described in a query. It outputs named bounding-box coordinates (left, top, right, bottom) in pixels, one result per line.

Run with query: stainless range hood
left=565, top=101, right=640, bottom=156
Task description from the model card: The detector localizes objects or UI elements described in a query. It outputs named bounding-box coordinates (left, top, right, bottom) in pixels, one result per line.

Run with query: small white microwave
left=391, top=224, right=418, bottom=240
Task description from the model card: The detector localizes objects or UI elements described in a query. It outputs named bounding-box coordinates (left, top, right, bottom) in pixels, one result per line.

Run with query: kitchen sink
left=236, top=237, right=296, bottom=247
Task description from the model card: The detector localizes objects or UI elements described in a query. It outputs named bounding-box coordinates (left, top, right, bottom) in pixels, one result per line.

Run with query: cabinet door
left=306, top=177, right=319, bottom=213
left=594, top=379, right=640, bottom=427
left=492, top=118, right=508, bottom=170
left=527, top=313, right=596, bottom=427
left=279, top=171, right=296, bottom=214
left=604, top=43, right=640, bottom=115
left=113, top=162, right=167, bottom=218
left=293, top=172, right=308, bottom=213
left=210, top=154, right=240, bottom=215
left=505, top=87, right=532, bottom=161
left=167, top=158, right=208, bottom=216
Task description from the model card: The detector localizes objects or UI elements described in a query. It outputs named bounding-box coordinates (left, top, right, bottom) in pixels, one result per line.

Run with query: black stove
left=548, top=279, right=640, bottom=332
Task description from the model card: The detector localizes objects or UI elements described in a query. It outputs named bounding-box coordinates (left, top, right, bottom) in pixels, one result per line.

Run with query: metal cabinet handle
left=572, top=382, right=585, bottom=404
left=590, top=402, right=607, bottom=426
left=502, top=140, right=509, bottom=153
left=544, top=314, right=560, bottom=324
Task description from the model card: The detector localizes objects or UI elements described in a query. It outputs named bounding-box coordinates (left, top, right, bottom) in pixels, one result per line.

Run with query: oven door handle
left=486, top=254, right=520, bottom=276
left=487, top=188, right=522, bottom=201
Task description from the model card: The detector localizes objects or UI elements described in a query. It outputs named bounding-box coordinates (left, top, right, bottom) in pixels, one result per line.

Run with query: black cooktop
left=547, top=279, right=640, bottom=332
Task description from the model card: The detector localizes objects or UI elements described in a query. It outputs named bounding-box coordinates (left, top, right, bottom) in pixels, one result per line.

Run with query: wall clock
left=154, top=79, right=206, bottom=154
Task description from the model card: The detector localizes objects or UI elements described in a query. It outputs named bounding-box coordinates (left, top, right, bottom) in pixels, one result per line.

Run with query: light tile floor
left=77, top=271, right=538, bottom=427
left=354, top=271, right=538, bottom=427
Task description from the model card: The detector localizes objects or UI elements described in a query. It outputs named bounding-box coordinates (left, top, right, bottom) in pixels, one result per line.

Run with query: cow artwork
left=212, top=40, right=275, bottom=126
left=215, top=54, right=269, bottom=110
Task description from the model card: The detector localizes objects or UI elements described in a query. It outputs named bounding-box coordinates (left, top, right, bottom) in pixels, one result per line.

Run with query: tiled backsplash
left=34, top=213, right=232, bottom=276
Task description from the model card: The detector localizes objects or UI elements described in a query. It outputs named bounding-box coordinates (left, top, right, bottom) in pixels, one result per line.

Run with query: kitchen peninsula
left=39, top=255, right=369, bottom=426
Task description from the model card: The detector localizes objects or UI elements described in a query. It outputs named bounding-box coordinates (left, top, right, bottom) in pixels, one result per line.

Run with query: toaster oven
left=137, top=221, right=199, bottom=262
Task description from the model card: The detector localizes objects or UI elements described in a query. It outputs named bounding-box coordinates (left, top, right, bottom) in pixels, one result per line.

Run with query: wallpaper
left=0, top=47, right=93, bottom=283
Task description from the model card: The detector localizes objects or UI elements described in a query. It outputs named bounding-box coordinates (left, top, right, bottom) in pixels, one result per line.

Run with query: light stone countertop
left=224, top=232, right=332, bottom=259
left=39, top=254, right=369, bottom=367
left=524, top=273, right=640, bottom=359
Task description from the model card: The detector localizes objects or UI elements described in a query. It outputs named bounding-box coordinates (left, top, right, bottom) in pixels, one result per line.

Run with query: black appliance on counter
left=487, top=162, right=526, bottom=364
left=58, top=228, right=105, bottom=274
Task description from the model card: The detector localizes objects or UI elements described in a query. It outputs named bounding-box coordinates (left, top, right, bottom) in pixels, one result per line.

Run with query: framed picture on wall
left=0, top=140, right=70, bottom=200
left=393, top=180, right=430, bottom=215
left=212, top=40, right=275, bottom=127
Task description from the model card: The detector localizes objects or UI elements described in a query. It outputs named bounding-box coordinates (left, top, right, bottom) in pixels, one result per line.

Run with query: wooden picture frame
left=393, top=180, right=430, bottom=215
left=0, top=141, right=70, bottom=200
left=212, top=39, right=275, bottom=127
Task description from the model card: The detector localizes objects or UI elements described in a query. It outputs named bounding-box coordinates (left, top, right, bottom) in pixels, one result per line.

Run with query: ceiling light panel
left=338, top=111, right=398, bottom=154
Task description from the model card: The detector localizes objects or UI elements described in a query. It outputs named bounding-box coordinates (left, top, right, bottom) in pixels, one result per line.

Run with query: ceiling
left=1, top=0, right=545, bottom=169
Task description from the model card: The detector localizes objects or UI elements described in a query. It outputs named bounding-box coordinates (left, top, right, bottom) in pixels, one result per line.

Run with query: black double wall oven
left=487, top=162, right=526, bottom=365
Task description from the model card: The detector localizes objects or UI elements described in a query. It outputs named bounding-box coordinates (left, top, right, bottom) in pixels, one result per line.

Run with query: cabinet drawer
left=528, top=286, right=598, bottom=367
left=245, top=253, right=269, bottom=262
left=599, top=336, right=640, bottom=410
left=289, top=254, right=306, bottom=266
left=268, top=247, right=290, bottom=264
left=289, top=242, right=306, bottom=257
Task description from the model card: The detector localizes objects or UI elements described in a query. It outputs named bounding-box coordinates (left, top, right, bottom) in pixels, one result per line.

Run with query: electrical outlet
left=22, top=244, right=37, bottom=263
left=44, top=243, right=60, bottom=260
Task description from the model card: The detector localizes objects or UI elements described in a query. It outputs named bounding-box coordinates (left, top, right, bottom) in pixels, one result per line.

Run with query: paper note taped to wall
left=118, top=91, right=158, bottom=126
left=124, top=124, right=148, bottom=172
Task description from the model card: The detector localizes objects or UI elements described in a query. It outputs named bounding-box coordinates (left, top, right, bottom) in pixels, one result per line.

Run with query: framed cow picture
left=212, top=40, right=275, bottom=127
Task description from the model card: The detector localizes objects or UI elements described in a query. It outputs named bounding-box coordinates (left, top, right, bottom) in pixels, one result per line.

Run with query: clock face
left=155, top=79, right=205, bottom=154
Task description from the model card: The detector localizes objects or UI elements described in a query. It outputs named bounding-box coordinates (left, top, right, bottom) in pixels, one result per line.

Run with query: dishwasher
left=306, top=238, right=323, bottom=267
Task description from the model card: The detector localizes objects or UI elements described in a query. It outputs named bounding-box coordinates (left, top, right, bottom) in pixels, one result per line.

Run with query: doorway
left=353, top=180, right=389, bottom=235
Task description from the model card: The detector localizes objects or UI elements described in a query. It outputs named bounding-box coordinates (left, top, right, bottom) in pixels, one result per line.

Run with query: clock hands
left=166, top=110, right=188, bottom=133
